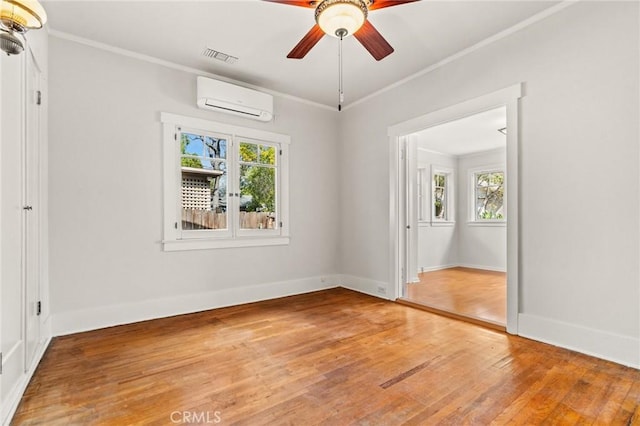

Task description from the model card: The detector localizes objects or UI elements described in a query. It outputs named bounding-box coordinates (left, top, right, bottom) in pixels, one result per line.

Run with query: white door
left=0, top=51, right=26, bottom=408
left=24, top=48, right=41, bottom=370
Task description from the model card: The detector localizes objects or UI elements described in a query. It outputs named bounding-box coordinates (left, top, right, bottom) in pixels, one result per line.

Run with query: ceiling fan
left=265, top=0, right=419, bottom=61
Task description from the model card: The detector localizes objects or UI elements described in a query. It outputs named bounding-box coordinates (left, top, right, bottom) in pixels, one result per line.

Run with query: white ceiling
left=41, top=0, right=559, bottom=108
left=416, top=106, right=506, bottom=156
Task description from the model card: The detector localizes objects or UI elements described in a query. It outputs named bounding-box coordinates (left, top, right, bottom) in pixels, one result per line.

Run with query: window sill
left=431, top=221, right=455, bottom=227
left=467, top=221, right=506, bottom=227
left=163, top=236, right=290, bottom=251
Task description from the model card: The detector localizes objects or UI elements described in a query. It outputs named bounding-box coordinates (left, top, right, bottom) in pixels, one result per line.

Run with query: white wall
left=416, top=149, right=458, bottom=271
left=48, top=37, right=340, bottom=334
left=339, top=2, right=639, bottom=366
left=457, top=148, right=506, bottom=271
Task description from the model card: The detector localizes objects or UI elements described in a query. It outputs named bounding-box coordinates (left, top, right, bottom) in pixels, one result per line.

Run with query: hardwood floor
left=406, top=267, right=506, bottom=327
left=13, top=288, right=639, bottom=425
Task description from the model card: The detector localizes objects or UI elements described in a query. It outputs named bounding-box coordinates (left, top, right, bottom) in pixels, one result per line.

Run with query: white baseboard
left=337, top=274, right=391, bottom=300
left=418, top=264, right=506, bottom=273
left=457, top=263, right=506, bottom=273
left=2, top=333, right=52, bottom=426
left=418, top=264, right=458, bottom=273
left=52, top=276, right=338, bottom=336
left=518, top=313, right=640, bottom=369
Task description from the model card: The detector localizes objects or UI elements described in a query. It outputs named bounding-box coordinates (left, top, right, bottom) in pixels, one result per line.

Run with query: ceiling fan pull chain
left=338, top=32, right=344, bottom=111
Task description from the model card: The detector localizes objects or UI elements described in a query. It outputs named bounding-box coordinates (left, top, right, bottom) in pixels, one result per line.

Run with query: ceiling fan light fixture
left=0, top=0, right=47, bottom=32
left=315, top=0, right=368, bottom=38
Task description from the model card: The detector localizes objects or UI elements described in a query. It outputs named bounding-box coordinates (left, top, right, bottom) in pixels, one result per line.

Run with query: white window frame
left=417, top=167, right=426, bottom=222
left=431, top=165, right=455, bottom=226
left=161, top=112, right=290, bottom=251
left=469, top=165, right=506, bottom=226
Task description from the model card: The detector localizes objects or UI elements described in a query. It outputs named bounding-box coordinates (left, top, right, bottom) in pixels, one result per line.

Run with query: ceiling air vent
left=202, top=47, right=238, bottom=64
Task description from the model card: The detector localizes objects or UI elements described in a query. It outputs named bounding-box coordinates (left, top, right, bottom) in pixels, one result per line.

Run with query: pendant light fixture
left=0, top=0, right=48, bottom=55
left=315, top=0, right=368, bottom=38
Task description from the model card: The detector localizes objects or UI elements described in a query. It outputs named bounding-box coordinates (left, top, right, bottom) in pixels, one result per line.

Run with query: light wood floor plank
left=407, top=267, right=506, bottom=326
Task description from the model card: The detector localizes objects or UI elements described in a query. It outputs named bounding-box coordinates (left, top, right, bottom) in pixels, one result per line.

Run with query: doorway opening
left=405, top=107, right=507, bottom=328
left=388, top=84, right=522, bottom=333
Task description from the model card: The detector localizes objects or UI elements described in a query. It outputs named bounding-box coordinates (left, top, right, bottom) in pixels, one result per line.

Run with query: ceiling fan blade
left=262, top=0, right=317, bottom=8
left=369, top=0, right=420, bottom=11
left=287, top=24, right=325, bottom=59
left=353, top=20, right=394, bottom=61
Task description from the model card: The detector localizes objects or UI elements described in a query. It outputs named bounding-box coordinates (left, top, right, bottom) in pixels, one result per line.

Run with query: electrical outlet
left=377, top=286, right=387, bottom=295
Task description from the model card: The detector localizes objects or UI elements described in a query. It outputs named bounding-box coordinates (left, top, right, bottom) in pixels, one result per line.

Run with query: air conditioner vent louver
left=202, top=47, right=238, bottom=64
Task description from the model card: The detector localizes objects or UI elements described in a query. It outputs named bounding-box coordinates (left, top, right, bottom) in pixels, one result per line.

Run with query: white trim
left=346, top=1, right=576, bottom=111
left=430, top=221, right=455, bottom=227
left=418, top=264, right=458, bottom=273
left=337, top=275, right=392, bottom=300
left=417, top=147, right=456, bottom=158
left=389, top=84, right=522, bottom=334
left=49, top=2, right=576, bottom=112
left=457, top=264, right=506, bottom=273
left=518, top=313, right=640, bottom=369
left=458, top=146, right=506, bottom=160
left=418, top=264, right=505, bottom=273
left=161, top=113, right=291, bottom=145
left=2, top=336, right=51, bottom=426
left=466, top=221, right=505, bottom=227
left=52, top=276, right=338, bottom=336
left=163, top=236, right=289, bottom=251
left=388, top=84, right=522, bottom=137
left=49, top=30, right=335, bottom=112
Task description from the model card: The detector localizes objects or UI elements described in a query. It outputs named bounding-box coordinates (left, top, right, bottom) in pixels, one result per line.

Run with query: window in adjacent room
left=431, top=166, right=454, bottom=224
left=473, top=169, right=505, bottom=221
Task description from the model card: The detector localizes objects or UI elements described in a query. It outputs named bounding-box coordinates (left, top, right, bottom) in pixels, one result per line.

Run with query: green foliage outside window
left=476, top=172, right=504, bottom=220
left=239, top=142, right=276, bottom=212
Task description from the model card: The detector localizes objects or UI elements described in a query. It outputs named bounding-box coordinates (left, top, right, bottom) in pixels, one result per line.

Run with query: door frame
left=388, top=84, right=522, bottom=334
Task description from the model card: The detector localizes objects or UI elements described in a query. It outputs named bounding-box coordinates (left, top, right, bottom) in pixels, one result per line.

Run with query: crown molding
left=48, top=29, right=337, bottom=113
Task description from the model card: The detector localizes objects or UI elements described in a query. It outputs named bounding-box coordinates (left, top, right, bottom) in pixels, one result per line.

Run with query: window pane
left=182, top=133, right=203, bottom=156
left=434, top=187, right=445, bottom=219
left=475, top=172, right=505, bottom=220
left=260, top=145, right=276, bottom=165
left=180, top=131, right=228, bottom=230
left=181, top=167, right=227, bottom=230
left=239, top=164, right=276, bottom=230
left=204, top=136, right=227, bottom=160
left=240, top=142, right=258, bottom=163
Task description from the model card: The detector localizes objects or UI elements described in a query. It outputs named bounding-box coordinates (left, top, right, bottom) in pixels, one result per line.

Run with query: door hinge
left=279, top=222, right=283, bottom=228
left=279, top=149, right=282, bottom=155
left=36, top=90, right=42, bottom=105
left=174, top=222, right=178, bottom=229
left=174, top=133, right=177, bottom=141
left=37, top=301, right=42, bottom=316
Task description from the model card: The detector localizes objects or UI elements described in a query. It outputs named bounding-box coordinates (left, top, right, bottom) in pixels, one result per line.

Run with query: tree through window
left=475, top=171, right=504, bottom=220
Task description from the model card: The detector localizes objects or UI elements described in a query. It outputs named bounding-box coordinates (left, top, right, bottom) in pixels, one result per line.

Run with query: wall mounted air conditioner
left=197, top=76, right=273, bottom=122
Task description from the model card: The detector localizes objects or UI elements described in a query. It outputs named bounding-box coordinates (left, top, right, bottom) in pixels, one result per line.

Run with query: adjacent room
left=1, top=0, right=638, bottom=424
left=403, top=107, right=508, bottom=328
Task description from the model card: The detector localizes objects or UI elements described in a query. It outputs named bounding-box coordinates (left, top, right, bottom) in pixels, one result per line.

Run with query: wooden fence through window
left=182, top=209, right=275, bottom=230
